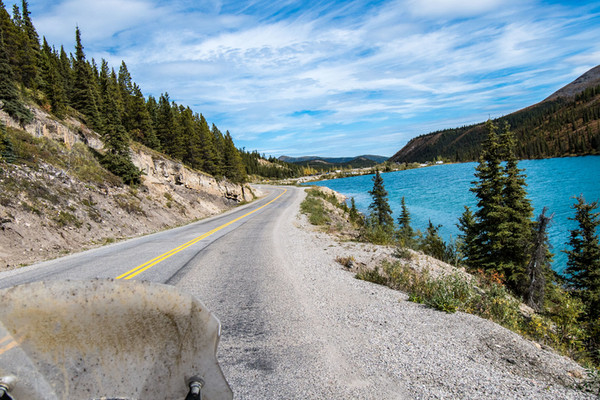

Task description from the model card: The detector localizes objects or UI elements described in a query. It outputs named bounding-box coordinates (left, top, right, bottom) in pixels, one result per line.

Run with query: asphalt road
left=1, top=185, right=590, bottom=399
left=0, top=186, right=289, bottom=289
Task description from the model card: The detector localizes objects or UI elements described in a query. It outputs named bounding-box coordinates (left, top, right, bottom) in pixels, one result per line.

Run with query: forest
left=0, top=1, right=301, bottom=183
left=390, top=80, right=600, bottom=164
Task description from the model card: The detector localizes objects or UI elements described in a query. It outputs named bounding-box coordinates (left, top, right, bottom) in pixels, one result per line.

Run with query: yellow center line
left=0, top=334, right=22, bottom=355
left=116, top=188, right=287, bottom=280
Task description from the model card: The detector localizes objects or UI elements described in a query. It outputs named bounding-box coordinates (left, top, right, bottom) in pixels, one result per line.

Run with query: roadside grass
left=356, top=258, right=599, bottom=380
left=300, top=190, right=331, bottom=226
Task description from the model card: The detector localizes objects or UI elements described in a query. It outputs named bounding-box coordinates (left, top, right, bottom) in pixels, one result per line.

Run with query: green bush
left=300, top=196, right=330, bottom=225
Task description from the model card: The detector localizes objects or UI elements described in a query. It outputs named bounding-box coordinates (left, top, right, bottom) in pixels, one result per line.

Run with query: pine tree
left=420, top=220, right=446, bottom=261
left=39, top=37, right=65, bottom=117
left=349, top=197, right=361, bottom=224
left=397, top=196, right=415, bottom=247
left=368, top=170, right=394, bottom=229
left=524, top=208, right=553, bottom=312
left=0, top=26, right=32, bottom=125
left=470, top=120, right=506, bottom=272
left=155, top=93, right=176, bottom=155
left=99, top=93, right=140, bottom=185
left=197, top=114, right=219, bottom=175
left=222, top=130, right=246, bottom=183
left=71, top=27, right=100, bottom=129
left=18, top=0, right=38, bottom=87
left=565, top=195, right=600, bottom=319
left=128, top=83, right=159, bottom=149
left=498, top=122, right=534, bottom=290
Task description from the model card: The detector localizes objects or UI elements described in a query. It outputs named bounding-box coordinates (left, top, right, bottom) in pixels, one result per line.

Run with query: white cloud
left=13, top=0, right=600, bottom=157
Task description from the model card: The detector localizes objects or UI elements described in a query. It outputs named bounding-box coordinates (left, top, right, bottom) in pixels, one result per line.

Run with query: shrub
left=300, top=196, right=330, bottom=225
left=355, top=267, right=387, bottom=285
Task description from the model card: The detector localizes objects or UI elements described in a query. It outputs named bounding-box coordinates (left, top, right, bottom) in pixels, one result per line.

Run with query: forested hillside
left=0, top=1, right=296, bottom=183
left=390, top=66, right=600, bottom=163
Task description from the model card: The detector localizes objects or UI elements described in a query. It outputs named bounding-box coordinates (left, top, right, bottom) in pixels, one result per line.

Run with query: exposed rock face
left=0, top=107, right=259, bottom=269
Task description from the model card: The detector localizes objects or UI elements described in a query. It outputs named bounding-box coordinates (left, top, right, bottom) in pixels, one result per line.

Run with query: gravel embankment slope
left=177, top=186, right=592, bottom=399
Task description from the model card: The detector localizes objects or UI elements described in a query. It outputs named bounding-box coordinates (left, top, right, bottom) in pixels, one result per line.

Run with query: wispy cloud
left=12, top=0, right=600, bottom=157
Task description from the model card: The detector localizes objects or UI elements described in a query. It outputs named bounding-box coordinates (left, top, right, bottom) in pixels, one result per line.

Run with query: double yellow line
left=116, top=189, right=287, bottom=280
left=0, top=333, right=22, bottom=356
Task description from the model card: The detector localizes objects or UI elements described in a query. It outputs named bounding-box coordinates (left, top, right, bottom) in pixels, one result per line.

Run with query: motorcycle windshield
left=0, top=279, right=232, bottom=400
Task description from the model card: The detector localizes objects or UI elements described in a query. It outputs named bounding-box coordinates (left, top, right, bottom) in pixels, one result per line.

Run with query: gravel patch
left=178, top=186, right=592, bottom=399
left=275, top=188, right=591, bottom=399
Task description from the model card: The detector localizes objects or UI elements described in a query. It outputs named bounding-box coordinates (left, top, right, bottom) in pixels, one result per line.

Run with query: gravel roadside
left=180, top=186, right=594, bottom=399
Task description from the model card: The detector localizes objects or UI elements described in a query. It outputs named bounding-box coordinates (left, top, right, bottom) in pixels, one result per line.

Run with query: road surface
left=0, top=185, right=591, bottom=399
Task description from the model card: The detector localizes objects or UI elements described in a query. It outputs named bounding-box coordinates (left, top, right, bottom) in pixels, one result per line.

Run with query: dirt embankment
left=0, top=108, right=259, bottom=269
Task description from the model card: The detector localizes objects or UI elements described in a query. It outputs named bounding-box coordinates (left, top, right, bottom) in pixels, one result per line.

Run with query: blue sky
left=11, top=0, right=600, bottom=157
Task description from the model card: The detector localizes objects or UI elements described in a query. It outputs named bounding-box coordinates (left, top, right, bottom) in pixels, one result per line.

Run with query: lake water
left=311, top=156, right=600, bottom=274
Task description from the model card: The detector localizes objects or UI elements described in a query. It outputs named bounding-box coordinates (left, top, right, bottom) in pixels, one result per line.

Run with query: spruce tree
left=498, top=122, right=534, bottom=290
left=397, top=196, right=415, bottom=247
left=470, top=120, right=505, bottom=272
left=565, top=196, right=600, bottom=319
left=71, top=27, right=100, bottom=129
left=197, top=114, right=219, bottom=175
left=368, top=170, right=394, bottom=229
left=128, top=83, right=159, bottom=149
left=420, top=220, right=446, bottom=261
left=100, top=94, right=140, bottom=185
left=222, top=130, right=246, bottom=183
left=0, top=27, right=32, bottom=125
left=18, top=0, right=38, bottom=87
left=524, top=208, right=553, bottom=312
left=40, top=37, right=65, bottom=117
left=155, top=93, right=175, bottom=155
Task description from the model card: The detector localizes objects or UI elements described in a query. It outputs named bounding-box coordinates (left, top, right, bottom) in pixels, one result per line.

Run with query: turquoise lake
left=311, top=156, right=600, bottom=274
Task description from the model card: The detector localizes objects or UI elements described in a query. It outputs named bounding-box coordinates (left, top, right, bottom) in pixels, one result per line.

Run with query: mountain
left=390, top=65, right=600, bottom=163
left=279, top=155, right=388, bottom=168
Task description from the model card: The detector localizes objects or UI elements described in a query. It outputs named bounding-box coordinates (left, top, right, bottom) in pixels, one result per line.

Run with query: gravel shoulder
left=178, top=186, right=593, bottom=399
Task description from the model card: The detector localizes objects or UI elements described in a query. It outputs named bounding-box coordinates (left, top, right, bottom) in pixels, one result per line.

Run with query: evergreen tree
left=565, top=196, right=600, bottom=320
left=39, top=37, right=65, bottom=117
left=470, top=120, right=506, bottom=272
left=71, top=27, right=100, bottom=129
left=349, top=197, right=361, bottom=224
left=18, top=0, right=38, bottom=87
left=211, top=123, right=225, bottom=175
left=397, top=196, right=415, bottom=247
left=498, top=122, right=534, bottom=290
left=128, top=83, right=159, bottom=149
left=367, top=170, right=394, bottom=229
left=179, top=106, right=201, bottom=169
left=524, top=208, right=553, bottom=312
left=197, top=114, right=219, bottom=175
left=99, top=93, right=140, bottom=185
left=420, top=220, right=446, bottom=261
left=0, top=27, right=32, bottom=125
left=0, top=1, right=19, bottom=72
left=222, top=130, right=246, bottom=182
left=155, top=93, right=176, bottom=155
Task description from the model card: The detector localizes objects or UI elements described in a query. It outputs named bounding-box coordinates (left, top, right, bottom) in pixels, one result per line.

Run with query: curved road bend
left=0, top=186, right=289, bottom=288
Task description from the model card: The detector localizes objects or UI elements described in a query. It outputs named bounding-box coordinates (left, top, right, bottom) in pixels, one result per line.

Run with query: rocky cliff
left=0, top=107, right=260, bottom=269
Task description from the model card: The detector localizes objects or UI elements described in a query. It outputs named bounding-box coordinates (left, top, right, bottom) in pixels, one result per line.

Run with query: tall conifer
left=0, top=26, right=32, bottom=125
left=71, top=27, right=100, bottom=128
left=565, top=196, right=600, bottom=319
left=368, top=170, right=394, bottom=229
